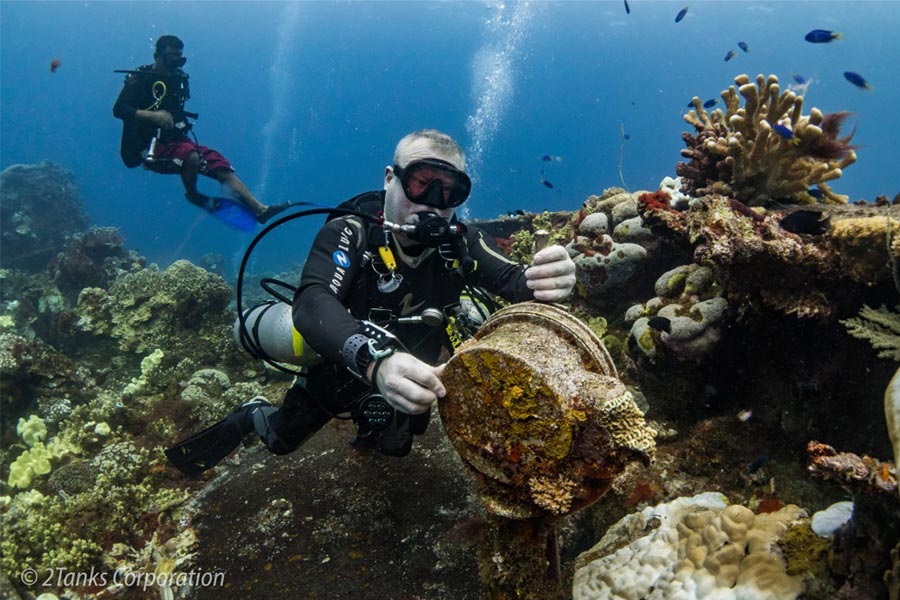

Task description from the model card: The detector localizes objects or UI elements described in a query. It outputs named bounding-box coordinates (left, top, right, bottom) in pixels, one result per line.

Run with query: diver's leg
left=251, top=384, right=333, bottom=455
left=181, top=151, right=208, bottom=207
left=165, top=396, right=271, bottom=476
left=214, top=170, right=267, bottom=213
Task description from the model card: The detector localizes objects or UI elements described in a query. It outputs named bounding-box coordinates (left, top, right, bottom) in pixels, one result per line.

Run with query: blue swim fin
left=207, top=197, right=258, bottom=232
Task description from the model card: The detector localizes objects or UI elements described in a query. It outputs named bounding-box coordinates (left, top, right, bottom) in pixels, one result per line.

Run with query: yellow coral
left=8, top=443, right=52, bottom=489
left=18, top=414, right=47, bottom=446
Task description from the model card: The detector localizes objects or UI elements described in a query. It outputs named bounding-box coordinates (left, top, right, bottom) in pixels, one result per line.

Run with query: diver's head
left=154, top=35, right=187, bottom=70
left=383, top=130, right=471, bottom=244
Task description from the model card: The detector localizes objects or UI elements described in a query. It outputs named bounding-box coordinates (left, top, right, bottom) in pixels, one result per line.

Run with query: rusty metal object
left=439, top=302, right=655, bottom=519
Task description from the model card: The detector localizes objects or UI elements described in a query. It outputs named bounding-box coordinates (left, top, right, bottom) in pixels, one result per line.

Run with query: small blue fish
left=675, top=5, right=688, bottom=22
left=772, top=123, right=793, bottom=140
left=623, top=133, right=631, bottom=140
left=703, top=98, right=717, bottom=108
left=807, top=188, right=824, bottom=199
left=624, top=0, right=630, bottom=14
left=844, top=71, right=872, bottom=90
left=539, top=179, right=554, bottom=189
left=724, top=50, right=737, bottom=62
left=541, top=155, right=562, bottom=162
left=805, top=29, right=841, bottom=43
left=738, top=41, right=749, bottom=53
left=791, top=72, right=807, bottom=85
left=687, top=99, right=696, bottom=108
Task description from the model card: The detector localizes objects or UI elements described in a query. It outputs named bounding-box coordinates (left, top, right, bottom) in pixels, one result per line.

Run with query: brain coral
left=573, top=492, right=807, bottom=600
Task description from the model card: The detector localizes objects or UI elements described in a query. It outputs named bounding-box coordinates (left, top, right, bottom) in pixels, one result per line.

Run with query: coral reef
left=573, top=492, right=810, bottom=599
left=626, top=264, right=728, bottom=363
left=51, top=226, right=144, bottom=302
left=677, top=74, right=857, bottom=205
left=638, top=194, right=900, bottom=319
left=0, top=162, right=90, bottom=272
left=94, top=260, right=234, bottom=364
left=0, top=332, right=95, bottom=418
left=807, top=440, right=900, bottom=599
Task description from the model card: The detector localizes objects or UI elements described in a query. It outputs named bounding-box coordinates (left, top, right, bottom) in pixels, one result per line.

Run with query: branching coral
left=677, top=74, right=857, bottom=205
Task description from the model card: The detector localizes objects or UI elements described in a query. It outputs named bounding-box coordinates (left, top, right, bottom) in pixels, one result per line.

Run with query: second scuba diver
left=113, top=34, right=290, bottom=225
left=166, top=129, right=577, bottom=474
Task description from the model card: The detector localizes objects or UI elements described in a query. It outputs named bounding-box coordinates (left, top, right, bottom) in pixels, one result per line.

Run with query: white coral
left=573, top=492, right=806, bottom=600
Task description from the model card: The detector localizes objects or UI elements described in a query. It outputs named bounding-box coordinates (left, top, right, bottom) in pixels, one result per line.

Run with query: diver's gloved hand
left=370, top=352, right=446, bottom=415
left=525, top=245, right=576, bottom=302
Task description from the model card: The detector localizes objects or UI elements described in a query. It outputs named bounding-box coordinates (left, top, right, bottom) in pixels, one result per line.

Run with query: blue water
left=2, top=1, right=898, bottom=274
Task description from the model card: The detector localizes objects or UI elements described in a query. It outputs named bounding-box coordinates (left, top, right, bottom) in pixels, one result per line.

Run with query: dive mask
left=392, top=159, right=472, bottom=209
left=166, top=55, right=188, bottom=69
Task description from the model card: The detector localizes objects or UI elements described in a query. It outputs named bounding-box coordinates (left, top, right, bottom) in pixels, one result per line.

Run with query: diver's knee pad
left=256, top=385, right=333, bottom=455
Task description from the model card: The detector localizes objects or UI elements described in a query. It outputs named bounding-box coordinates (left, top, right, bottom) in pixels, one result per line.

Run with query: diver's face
left=157, top=46, right=185, bottom=71
left=383, top=141, right=462, bottom=236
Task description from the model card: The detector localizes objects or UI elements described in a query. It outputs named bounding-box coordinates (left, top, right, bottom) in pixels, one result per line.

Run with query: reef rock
left=0, top=162, right=90, bottom=272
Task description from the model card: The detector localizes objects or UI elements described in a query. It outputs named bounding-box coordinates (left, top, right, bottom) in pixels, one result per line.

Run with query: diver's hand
left=370, top=352, right=446, bottom=415
left=526, top=245, right=576, bottom=302
left=138, top=109, right=174, bottom=129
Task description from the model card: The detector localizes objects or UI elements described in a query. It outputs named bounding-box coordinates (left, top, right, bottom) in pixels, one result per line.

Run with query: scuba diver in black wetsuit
left=113, top=34, right=290, bottom=224
left=166, top=129, right=577, bottom=475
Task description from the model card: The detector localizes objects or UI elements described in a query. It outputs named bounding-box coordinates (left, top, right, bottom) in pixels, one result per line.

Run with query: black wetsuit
left=113, top=65, right=191, bottom=168
left=263, top=191, right=536, bottom=456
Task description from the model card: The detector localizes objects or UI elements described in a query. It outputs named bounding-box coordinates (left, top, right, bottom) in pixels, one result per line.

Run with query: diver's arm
left=292, top=217, right=368, bottom=365
left=466, top=227, right=575, bottom=303
left=466, top=228, right=535, bottom=302
left=113, top=75, right=173, bottom=128
left=113, top=76, right=142, bottom=121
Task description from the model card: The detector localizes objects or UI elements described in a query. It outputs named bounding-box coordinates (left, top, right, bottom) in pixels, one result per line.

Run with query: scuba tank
left=233, top=301, right=321, bottom=367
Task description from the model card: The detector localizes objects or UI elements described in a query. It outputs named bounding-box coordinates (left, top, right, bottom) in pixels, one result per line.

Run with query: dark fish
left=539, top=179, right=554, bottom=189
left=779, top=210, right=830, bottom=235
left=541, top=155, right=562, bottom=162
left=738, top=41, right=749, bottom=52
left=624, top=0, right=630, bottom=14
left=772, top=123, right=793, bottom=140
left=807, top=188, right=824, bottom=199
left=506, top=209, right=526, bottom=216
left=805, top=29, right=841, bottom=43
left=844, top=71, right=872, bottom=90
left=791, top=72, right=807, bottom=85
left=623, top=133, right=631, bottom=140
left=724, top=50, right=737, bottom=62
left=647, top=316, right=671, bottom=333
left=703, top=98, right=717, bottom=108
left=746, top=454, right=769, bottom=474
left=687, top=99, right=696, bottom=108
left=675, top=6, right=688, bottom=22
left=50, top=59, right=61, bottom=73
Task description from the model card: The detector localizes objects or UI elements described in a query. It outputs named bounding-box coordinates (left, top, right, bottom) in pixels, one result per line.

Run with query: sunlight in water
left=464, top=1, right=537, bottom=213
left=257, top=2, right=302, bottom=200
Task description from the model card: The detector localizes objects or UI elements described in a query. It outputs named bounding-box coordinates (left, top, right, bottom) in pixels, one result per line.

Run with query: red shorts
left=146, top=139, right=234, bottom=176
